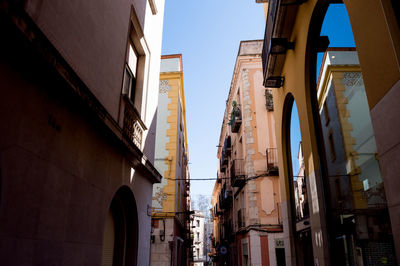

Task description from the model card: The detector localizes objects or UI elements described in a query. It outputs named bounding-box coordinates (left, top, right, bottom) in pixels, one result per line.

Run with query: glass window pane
left=128, top=44, right=138, bottom=77
left=124, top=68, right=131, bottom=94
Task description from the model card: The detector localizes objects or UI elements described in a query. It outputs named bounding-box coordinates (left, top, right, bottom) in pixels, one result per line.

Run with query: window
left=242, top=242, right=249, bottom=266
left=196, top=232, right=199, bottom=241
left=124, top=45, right=138, bottom=103
left=197, top=220, right=200, bottom=227
left=328, top=131, right=336, bottom=161
left=323, top=101, right=330, bottom=125
left=122, top=10, right=150, bottom=116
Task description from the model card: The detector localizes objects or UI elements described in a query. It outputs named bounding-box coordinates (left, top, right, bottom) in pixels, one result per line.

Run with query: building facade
left=0, top=0, right=165, bottom=265
left=210, top=40, right=283, bottom=266
left=203, top=216, right=213, bottom=265
left=259, top=0, right=400, bottom=265
left=191, top=211, right=206, bottom=266
left=151, top=54, right=191, bottom=266
left=317, top=49, right=396, bottom=265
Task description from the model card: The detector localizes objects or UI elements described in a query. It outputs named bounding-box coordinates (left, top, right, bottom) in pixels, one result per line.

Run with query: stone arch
left=280, top=92, right=297, bottom=264
left=304, top=1, right=398, bottom=265
left=282, top=92, right=315, bottom=266
left=101, top=185, right=139, bottom=266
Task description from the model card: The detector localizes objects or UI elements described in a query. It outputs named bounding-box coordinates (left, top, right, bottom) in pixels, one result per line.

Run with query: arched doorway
left=101, top=186, right=139, bottom=266
left=306, top=2, right=397, bottom=265
left=283, top=94, right=313, bottom=266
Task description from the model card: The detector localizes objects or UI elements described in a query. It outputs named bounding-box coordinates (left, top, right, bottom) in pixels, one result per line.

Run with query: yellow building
left=151, top=54, right=191, bottom=266
left=259, top=0, right=400, bottom=265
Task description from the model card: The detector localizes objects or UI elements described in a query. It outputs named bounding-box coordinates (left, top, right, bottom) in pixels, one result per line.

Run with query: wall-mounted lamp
left=265, top=76, right=285, bottom=88
left=270, top=38, right=295, bottom=54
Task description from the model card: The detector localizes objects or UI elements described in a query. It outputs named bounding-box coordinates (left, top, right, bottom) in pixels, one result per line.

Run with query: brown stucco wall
left=0, top=28, right=152, bottom=265
left=24, top=0, right=148, bottom=120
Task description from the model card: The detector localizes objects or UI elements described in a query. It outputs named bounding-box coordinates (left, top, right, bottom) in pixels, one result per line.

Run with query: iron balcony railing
left=219, top=183, right=232, bottom=210
left=229, top=107, right=242, bottom=133
left=223, top=136, right=232, bottom=157
left=231, top=159, right=246, bottom=187
left=220, top=154, right=227, bottom=173
left=123, top=95, right=146, bottom=149
left=266, top=148, right=279, bottom=175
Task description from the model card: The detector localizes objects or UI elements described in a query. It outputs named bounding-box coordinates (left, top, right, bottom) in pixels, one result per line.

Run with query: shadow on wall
left=132, top=0, right=148, bottom=30
left=143, top=108, right=157, bottom=164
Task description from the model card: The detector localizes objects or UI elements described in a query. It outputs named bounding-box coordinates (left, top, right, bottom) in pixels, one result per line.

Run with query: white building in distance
left=191, top=211, right=206, bottom=266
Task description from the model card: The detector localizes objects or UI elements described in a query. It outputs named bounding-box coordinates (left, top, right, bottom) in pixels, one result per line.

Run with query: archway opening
left=308, top=3, right=397, bottom=265
left=101, top=186, right=139, bottom=266
left=284, top=95, right=313, bottom=266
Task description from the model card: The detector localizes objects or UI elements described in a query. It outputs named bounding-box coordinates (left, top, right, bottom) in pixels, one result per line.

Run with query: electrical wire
left=164, top=173, right=359, bottom=182
left=164, top=177, right=229, bottom=181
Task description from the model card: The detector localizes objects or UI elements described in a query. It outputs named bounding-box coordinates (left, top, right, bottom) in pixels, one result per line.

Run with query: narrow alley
left=0, top=0, right=399, bottom=266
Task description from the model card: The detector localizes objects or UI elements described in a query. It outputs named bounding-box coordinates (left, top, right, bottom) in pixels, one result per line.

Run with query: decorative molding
left=159, top=79, right=171, bottom=93
left=123, top=102, right=144, bottom=149
left=148, top=0, right=158, bottom=15
left=342, top=72, right=363, bottom=87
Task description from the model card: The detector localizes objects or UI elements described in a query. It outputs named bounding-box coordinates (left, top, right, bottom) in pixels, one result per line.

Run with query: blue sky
left=161, top=2, right=356, bottom=198
left=291, top=4, right=355, bottom=178
left=161, top=1, right=265, bottom=198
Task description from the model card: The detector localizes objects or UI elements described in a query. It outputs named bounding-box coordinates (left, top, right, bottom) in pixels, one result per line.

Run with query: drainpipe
left=169, top=240, right=174, bottom=266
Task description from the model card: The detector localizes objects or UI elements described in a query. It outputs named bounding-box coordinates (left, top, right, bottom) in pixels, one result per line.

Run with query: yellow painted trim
left=155, top=70, right=189, bottom=216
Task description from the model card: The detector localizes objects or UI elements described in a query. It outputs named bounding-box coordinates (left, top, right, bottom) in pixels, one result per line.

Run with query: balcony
left=262, top=0, right=306, bottom=87
left=123, top=95, right=146, bottom=149
left=261, top=0, right=278, bottom=84
left=213, top=203, right=223, bottom=217
left=223, top=136, right=232, bottom=157
left=229, top=106, right=242, bottom=133
left=220, top=153, right=228, bottom=173
left=266, top=148, right=279, bottom=175
left=219, top=184, right=232, bottom=210
left=231, top=159, right=246, bottom=187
